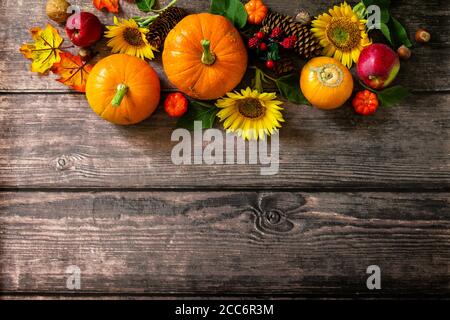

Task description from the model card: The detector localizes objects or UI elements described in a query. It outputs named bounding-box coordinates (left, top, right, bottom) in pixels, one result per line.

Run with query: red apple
left=65, top=12, right=103, bottom=47
left=357, top=43, right=400, bottom=90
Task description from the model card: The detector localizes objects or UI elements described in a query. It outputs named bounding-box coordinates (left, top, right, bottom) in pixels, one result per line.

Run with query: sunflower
left=311, top=2, right=371, bottom=68
left=216, top=88, right=284, bottom=141
left=105, top=17, right=156, bottom=60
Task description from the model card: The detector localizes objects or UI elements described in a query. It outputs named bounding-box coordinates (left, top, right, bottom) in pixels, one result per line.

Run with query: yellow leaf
left=51, top=52, right=93, bottom=92
left=20, top=24, right=64, bottom=74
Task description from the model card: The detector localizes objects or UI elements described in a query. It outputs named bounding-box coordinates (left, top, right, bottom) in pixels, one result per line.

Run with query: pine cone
left=146, top=7, right=187, bottom=51
left=260, top=26, right=271, bottom=35
left=262, top=11, right=322, bottom=59
left=273, top=57, right=295, bottom=76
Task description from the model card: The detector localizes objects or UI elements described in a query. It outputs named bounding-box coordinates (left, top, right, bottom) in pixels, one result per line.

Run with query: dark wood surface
left=1, top=93, right=449, bottom=190
left=0, top=0, right=449, bottom=299
left=1, top=191, right=449, bottom=297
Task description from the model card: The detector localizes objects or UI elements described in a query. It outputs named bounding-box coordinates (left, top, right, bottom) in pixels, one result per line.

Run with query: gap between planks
left=1, top=187, right=450, bottom=193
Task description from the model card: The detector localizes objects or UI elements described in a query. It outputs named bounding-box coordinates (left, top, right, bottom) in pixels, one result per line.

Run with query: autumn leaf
left=51, top=52, right=93, bottom=92
left=20, top=24, right=64, bottom=74
left=93, top=0, right=119, bottom=13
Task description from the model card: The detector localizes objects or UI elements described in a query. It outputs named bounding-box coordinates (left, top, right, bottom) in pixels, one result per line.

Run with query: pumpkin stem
left=111, top=83, right=129, bottom=107
left=201, top=39, right=216, bottom=65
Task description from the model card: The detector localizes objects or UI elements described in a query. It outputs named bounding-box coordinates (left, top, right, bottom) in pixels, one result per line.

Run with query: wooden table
left=0, top=0, right=449, bottom=299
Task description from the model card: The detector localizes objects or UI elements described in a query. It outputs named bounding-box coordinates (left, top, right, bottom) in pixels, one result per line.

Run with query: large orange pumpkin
left=86, top=54, right=161, bottom=125
left=300, top=57, right=353, bottom=110
left=162, top=13, right=248, bottom=100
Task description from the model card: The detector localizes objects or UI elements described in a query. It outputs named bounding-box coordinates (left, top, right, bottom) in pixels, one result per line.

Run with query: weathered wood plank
left=0, top=191, right=449, bottom=296
left=2, top=0, right=449, bottom=92
left=0, top=93, right=449, bottom=189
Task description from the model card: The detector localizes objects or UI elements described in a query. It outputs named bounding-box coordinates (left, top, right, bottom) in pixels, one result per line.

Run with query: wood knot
left=58, top=158, right=66, bottom=167
left=258, top=208, right=294, bottom=233
left=55, top=155, right=73, bottom=171
left=266, top=210, right=282, bottom=225
left=252, top=193, right=306, bottom=234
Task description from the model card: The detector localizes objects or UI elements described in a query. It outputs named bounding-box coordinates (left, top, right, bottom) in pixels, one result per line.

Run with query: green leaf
left=136, top=0, right=155, bottom=12
left=390, top=17, right=412, bottom=48
left=380, top=23, right=393, bottom=45
left=210, top=0, right=247, bottom=29
left=353, top=2, right=368, bottom=19
left=380, top=8, right=390, bottom=24
left=362, top=0, right=411, bottom=48
left=266, top=43, right=280, bottom=61
left=177, top=101, right=218, bottom=130
left=252, top=68, right=264, bottom=93
left=377, top=85, right=409, bottom=107
left=275, top=74, right=309, bottom=105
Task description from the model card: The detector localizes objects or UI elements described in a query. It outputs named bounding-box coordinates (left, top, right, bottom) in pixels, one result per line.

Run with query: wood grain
left=1, top=191, right=449, bottom=297
left=1, top=0, right=449, bottom=300
left=2, top=0, right=449, bottom=92
left=0, top=93, right=449, bottom=189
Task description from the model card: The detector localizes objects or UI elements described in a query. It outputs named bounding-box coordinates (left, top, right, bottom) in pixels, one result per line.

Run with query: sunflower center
left=123, top=27, right=145, bottom=47
left=237, top=98, right=266, bottom=119
left=326, top=18, right=361, bottom=51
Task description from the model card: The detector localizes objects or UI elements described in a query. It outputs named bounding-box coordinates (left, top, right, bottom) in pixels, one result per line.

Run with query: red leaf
left=51, top=52, right=94, bottom=92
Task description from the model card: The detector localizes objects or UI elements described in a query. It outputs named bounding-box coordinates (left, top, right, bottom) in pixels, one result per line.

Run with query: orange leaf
left=93, top=0, right=119, bottom=13
left=51, top=52, right=93, bottom=92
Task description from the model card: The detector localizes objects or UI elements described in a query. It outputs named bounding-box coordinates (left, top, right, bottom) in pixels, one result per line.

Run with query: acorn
left=295, top=9, right=312, bottom=25
left=415, top=28, right=431, bottom=43
left=397, top=45, right=411, bottom=60
left=78, top=48, right=92, bottom=61
left=46, top=0, right=71, bottom=24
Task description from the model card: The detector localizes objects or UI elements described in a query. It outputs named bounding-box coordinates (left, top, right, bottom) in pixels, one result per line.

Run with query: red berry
left=248, top=37, right=260, bottom=49
left=266, top=60, right=275, bottom=69
left=280, top=36, right=297, bottom=49
left=164, top=92, right=189, bottom=118
left=256, top=31, right=265, bottom=40
left=270, top=27, right=283, bottom=39
left=259, top=42, right=268, bottom=51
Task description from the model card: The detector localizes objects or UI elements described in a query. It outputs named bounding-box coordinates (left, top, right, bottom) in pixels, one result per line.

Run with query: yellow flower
left=216, top=88, right=284, bottom=141
left=311, top=2, right=371, bottom=68
left=105, top=17, right=155, bottom=60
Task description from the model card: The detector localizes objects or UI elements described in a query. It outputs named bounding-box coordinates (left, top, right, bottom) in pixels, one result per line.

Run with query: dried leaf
left=20, top=24, right=64, bottom=74
left=93, top=0, right=119, bottom=13
left=51, top=52, right=93, bottom=92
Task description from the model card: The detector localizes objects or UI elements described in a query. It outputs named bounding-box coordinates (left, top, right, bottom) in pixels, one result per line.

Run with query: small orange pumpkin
left=300, top=57, right=354, bottom=110
left=86, top=54, right=161, bottom=125
left=245, top=0, right=268, bottom=25
left=162, top=13, right=248, bottom=100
